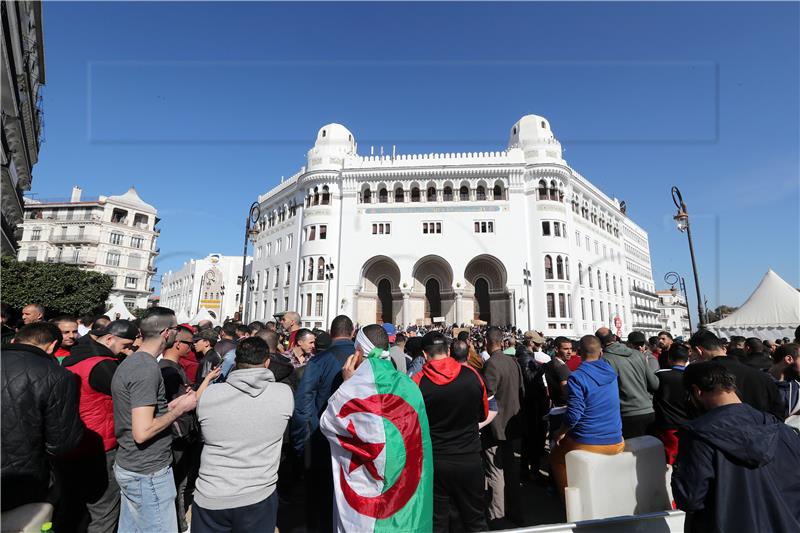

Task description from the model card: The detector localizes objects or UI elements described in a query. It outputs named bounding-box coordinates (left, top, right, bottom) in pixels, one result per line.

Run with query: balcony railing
left=630, top=286, right=658, bottom=298
left=49, top=234, right=96, bottom=243
left=633, top=304, right=660, bottom=314
left=45, top=256, right=96, bottom=266
left=632, top=321, right=662, bottom=330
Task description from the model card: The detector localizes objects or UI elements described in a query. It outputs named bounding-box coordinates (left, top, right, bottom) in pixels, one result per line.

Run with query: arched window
left=565, top=257, right=570, bottom=280
left=427, top=187, right=436, bottom=202
left=578, top=263, right=584, bottom=286
left=317, top=257, right=325, bottom=280
left=597, top=269, right=602, bottom=291
left=313, top=187, right=320, bottom=206
left=459, top=186, right=469, bottom=201
left=379, top=188, right=388, bottom=203
left=613, top=276, right=617, bottom=294
left=538, top=180, right=548, bottom=200
left=395, top=187, right=404, bottom=203
left=362, top=187, right=372, bottom=204
left=549, top=180, right=559, bottom=201
left=443, top=186, right=453, bottom=201
left=411, top=187, right=420, bottom=202
left=556, top=256, right=564, bottom=280
left=321, top=185, right=330, bottom=205
left=493, top=184, right=503, bottom=200
left=605, top=273, right=610, bottom=293
left=307, top=258, right=314, bottom=281
left=588, top=267, right=593, bottom=288
left=476, top=185, right=486, bottom=201
left=546, top=293, right=556, bottom=318
left=544, top=255, right=554, bottom=280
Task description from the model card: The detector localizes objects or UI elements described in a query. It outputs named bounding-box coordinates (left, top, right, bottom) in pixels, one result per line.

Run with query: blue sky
left=35, top=1, right=799, bottom=317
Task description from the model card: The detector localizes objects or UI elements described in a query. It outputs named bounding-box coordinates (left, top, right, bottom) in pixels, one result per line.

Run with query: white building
left=2, top=0, right=46, bottom=256
left=160, top=253, right=252, bottom=323
left=657, top=289, right=692, bottom=338
left=246, top=115, right=657, bottom=336
left=17, top=186, right=160, bottom=310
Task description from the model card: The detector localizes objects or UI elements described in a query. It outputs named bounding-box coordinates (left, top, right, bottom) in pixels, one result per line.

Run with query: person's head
left=523, top=330, right=545, bottom=349
left=729, top=336, right=746, bottom=351
left=457, top=330, right=470, bottom=343
left=667, top=342, right=690, bottom=366
left=138, top=307, right=178, bottom=350
left=744, top=337, right=764, bottom=355
left=197, top=319, right=213, bottom=331
left=235, top=336, right=271, bottom=369
left=330, top=315, right=355, bottom=339
left=354, top=324, right=390, bottom=357
left=688, top=330, right=726, bottom=361
left=294, top=328, right=316, bottom=355
left=22, top=304, right=45, bottom=324
left=763, top=339, right=776, bottom=354
left=163, top=325, right=194, bottom=360
left=95, top=320, right=139, bottom=355
left=220, top=322, right=237, bottom=340
left=265, top=321, right=277, bottom=332
left=314, top=330, right=332, bottom=352
left=656, top=331, right=674, bottom=350
left=594, top=327, right=615, bottom=347
left=486, top=326, right=504, bottom=353
left=254, top=329, right=279, bottom=353
left=421, top=331, right=449, bottom=360
left=405, top=336, right=424, bottom=360
left=248, top=321, right=265, bottom=335
left=13, top=322, right=62, bottom=354
left=577, top=335, right=603, bottom=361
left=648, top=336, right=659, bottom=351
left=394, top=332, right=407, bottom=347
left=626, top=331, right=648, bottom=353
left=235, top=324, right=250, bottom=339
left=50, top=315, right=79, bottom=348
left=683, top=362, right=740, bottom=413
left=281, top=311, right=301, bottom=331
left=1, top=302, right=11, bottom=326
left=795, top=324, right=800, bottom=344
left=775, top=343, right=800, bottom=380
left=450, top=339, right=469, bottom=364
left=192, top=329, right=218, bottom=354
left=553, top=336, right=574, bottom=361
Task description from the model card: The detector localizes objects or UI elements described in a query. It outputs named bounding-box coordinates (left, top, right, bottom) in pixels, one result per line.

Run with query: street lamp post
left=324, top=261, right=335, bottom=328
left=523, top=263, right=532, bottom=330
left=671, top=186, right=707, bottom=328
left=238, top=202, right=261, bottom=318
left=664, top=271, right=693, bottom=335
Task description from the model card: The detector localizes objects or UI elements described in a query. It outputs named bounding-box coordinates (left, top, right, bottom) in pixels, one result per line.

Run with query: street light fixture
left=664, top=271, right=693, bottom=335
left=522, top=263, right=532, bottom=330
left=324, top=261, right=335, bottom=327
left=671, top=186, right=707, bottom=328
left=238, top=201, right=261, bottom=318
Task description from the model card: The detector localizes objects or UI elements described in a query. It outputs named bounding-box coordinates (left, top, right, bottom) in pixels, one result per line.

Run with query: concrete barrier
left=564, top=436, right=672, bottom=522
left=1, top=502, right=53, bottom=533
left=504, top=510, right=686, bottom=533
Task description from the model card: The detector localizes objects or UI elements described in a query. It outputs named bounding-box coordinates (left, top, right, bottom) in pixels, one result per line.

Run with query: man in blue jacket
left=672, top=361, right=800, bottom=533
left=290, top=314, right=355, bottom=532
left=550, top=335, right=625, bottom=500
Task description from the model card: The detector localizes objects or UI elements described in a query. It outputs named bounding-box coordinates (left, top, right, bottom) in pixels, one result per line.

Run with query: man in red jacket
left=59, top=320, right=138, bottom=533
left=51, top=315, right=79, bottom=364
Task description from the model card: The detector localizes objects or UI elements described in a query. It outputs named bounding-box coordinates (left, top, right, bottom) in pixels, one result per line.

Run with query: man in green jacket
left=596, top=328, right=659, bottom=438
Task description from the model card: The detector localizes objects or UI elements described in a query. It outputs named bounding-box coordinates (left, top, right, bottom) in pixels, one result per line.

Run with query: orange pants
left=549, top=435, right=625, bottom=500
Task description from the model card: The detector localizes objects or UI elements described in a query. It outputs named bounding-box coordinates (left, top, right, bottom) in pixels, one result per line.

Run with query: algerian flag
left=321, top=349, right=433, bottom=533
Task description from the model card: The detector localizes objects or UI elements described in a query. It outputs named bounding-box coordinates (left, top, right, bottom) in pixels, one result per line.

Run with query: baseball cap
left=97, top=320, right=139, bottom=341
left=627, top=331, right=647, bottom=345
left=421, top=331, right=448, bottom=350
left=524, top=330, right=545, bottom=344
left=382, top=323, right=397, bottom=343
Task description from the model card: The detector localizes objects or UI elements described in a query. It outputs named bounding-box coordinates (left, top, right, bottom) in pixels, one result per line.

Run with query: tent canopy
left=189, top=307, right=219, bottom=327
left=707, top=269, right=800, bottom=340
left=106, top=302, right=134, bottom=321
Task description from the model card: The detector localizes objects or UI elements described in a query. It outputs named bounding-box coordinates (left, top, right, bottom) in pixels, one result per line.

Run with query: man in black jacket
left=672, top=362, right=800, bottom=532
left=193, top=329, right=221, bottom=383
left=689, top=330, right=784, bottom=419
left=652, top=343, right=690, bottom=464
left=1, top=322, right=85, bottom=511
left=743, top=338, right=772, bottom=371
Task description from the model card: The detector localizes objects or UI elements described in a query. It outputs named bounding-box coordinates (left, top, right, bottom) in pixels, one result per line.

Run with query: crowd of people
left=2, top=301, right=799, bottom=532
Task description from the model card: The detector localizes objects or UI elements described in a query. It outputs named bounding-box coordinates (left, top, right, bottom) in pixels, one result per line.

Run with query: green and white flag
left=320, top=348, right=433, bottom=533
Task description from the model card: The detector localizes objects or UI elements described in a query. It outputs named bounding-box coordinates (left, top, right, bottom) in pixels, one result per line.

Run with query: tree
left=707, top=305, right=739, bottom=323
left=1, top=257, right=113, bottom=317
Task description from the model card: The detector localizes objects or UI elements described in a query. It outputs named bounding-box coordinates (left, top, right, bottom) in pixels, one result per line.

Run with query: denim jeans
left=114, top=463, right=178, bottom=533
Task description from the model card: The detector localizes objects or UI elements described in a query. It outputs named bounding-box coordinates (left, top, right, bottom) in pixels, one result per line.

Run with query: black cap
left=421, top=331, right=448, bottom=350
left=627, top=331, right=647, bottom=345
left=314, top=330, right=332, bottom=352
left=98, top=320, right=139, bottom=341
left=192, top=329, right=218, bottom=344
left=405, top=336, right=425, bottom=358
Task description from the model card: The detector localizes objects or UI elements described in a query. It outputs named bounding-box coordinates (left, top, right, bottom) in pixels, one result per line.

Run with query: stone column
left=454, top=290, right=464, bottom=326
left=401, top=291, right=411, bottom=327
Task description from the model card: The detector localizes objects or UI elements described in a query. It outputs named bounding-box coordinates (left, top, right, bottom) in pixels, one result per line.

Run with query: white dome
left=107, top=187, right=156, bottom=213
left=307, top=123, right=357, bottom=170
left=314, top=123, right=356, bottom=153
left=507, top=114, right=562, bottom=162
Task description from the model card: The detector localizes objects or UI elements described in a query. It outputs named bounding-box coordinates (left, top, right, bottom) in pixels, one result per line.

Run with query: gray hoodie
left=194, top=367, right=294, bottom=510
left=602, top=342, right=659, bottom=417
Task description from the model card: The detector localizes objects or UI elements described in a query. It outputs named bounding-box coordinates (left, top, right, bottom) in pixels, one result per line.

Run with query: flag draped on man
left=321, top=348, right=433, bottom=532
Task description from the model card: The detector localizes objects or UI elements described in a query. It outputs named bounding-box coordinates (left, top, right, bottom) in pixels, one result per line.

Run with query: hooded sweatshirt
left=566, top=359, right=623, bottom=445
left=413, top=357, right=488, bottom=456
left=602, top=342, right=659, bottom=417
left=194, top=367, right=293, bottom=510
left=672, top=403, right=800, bottom=533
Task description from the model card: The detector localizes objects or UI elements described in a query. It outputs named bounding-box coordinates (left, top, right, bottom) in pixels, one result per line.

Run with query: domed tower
left=306, top=123, right=357, bottom=171
left=507, top=114, right=563, bottom=163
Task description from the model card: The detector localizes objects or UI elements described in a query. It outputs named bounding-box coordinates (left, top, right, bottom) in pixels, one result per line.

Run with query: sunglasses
left=175, top=340, right=193, bottom=347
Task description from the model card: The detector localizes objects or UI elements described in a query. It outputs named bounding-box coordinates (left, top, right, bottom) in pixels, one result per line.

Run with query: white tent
left=707, top=269, right=800, bottom=340
left=106, top=302, right=134, bottom=321
left=175, top=310, right=192, bottom=324
left=189, top=307, right=219, bottom=327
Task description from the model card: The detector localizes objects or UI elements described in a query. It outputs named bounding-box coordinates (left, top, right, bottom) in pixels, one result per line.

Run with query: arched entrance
left=464, top=255, right=511, bottom=326
left=474, top=278, right=491, bottom=322
left=377, top=278, right=393, bottom=324
left=425, top=278, right=442, bottom=319
left=412, top=255, right=454, bottom=325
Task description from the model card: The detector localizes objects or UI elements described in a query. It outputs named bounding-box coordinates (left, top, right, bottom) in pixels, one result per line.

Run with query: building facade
left=17, top=186, right=160, bottom=310
left=161, top=253, right=252, bottom=323
left=1, top=0, right=46, bottom=255
left=246, top=115, right=657, bottom=336
left=656, top=289, right=692, bottom=338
